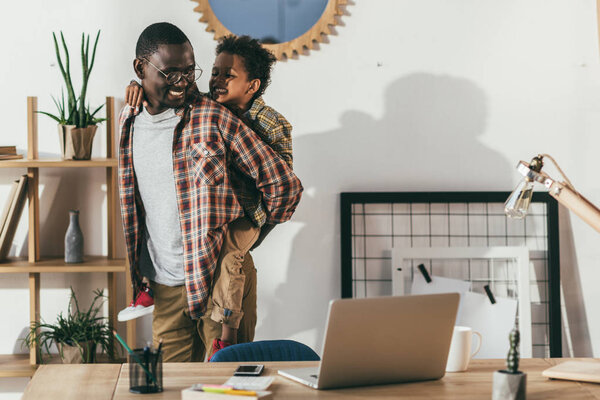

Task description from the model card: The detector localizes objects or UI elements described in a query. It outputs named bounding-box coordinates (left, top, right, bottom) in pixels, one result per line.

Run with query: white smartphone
left=233, top=364, right=264, bottom=376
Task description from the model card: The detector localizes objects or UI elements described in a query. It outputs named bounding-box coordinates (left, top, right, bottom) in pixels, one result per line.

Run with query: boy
left=119, top=35, right=293, bottom=359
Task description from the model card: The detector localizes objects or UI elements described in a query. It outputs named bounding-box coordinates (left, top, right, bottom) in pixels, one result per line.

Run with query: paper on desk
left=455, top=291, right=517, bottom=359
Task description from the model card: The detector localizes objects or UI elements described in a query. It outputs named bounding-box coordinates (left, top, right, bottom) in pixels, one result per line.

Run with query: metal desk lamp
left=504, top=154, right=600, bottom=233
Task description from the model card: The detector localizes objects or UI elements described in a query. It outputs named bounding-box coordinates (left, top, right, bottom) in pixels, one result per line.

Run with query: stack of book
left=0, top=146, right=23, bottom=160
left=0, top=175, right=28, bottom=261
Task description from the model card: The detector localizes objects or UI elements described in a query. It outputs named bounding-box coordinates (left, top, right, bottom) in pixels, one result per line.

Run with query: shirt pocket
left=190, top=141, right=226, bottom=186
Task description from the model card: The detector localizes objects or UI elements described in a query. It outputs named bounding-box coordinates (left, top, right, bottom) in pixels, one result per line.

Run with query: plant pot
left=492, top=370, right=526, bottom=400
left=58, top=124, right=97, bottom=160
left=59, top=340, right=97, bottom=364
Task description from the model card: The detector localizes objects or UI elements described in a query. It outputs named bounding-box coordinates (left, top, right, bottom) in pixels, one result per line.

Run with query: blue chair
left=209, top=339, right=320, bottom=362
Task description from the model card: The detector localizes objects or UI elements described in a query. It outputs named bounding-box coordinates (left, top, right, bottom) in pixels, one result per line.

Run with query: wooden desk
left=22, top=359, right=600, bottom=399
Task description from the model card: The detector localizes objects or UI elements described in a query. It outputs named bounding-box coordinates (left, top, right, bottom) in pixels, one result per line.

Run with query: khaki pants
left=150, top=219, right=258, bottom=362
left=210, top=217, right=260, bottom=329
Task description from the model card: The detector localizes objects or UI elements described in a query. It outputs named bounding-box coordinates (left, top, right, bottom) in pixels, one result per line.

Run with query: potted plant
left=492, top=324, right=527, bottom=400
left=38, top=30, right=105, bottom=160
left=23, top=288, right=116, bottom=364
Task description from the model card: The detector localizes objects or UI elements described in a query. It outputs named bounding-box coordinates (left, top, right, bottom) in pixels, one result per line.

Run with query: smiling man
left=118, top=22, right=303, bottom=362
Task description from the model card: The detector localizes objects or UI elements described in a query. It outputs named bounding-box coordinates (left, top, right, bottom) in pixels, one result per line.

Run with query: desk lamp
left=504, top=154, right=600, bottom=233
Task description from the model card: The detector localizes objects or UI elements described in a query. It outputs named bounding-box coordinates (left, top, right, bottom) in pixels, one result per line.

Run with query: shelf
left=0, top=353, right=127, bottom=378
left=0, top=158, right=118, bottom=168
left=0, top=354, right=36, bottom=378
left=0, top=256, right=126, bottom=273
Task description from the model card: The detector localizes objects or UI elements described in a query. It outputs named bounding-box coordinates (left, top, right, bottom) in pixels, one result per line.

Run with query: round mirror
left=208, top=0, right=328, bottom=44
left=192, top=0, right=346, bottom=60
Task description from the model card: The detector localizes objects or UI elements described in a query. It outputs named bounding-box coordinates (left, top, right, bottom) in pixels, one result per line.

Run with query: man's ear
left=133, top=58, right=145, bottom=80
left=247, top=79, right=261, bottom=95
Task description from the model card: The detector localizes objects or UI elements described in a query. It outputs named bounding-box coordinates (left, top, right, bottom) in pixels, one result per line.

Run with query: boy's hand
left=125, top=80, right=148, bottom=109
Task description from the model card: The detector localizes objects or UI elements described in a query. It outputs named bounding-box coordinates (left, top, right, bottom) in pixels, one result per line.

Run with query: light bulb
left=505, top=178, right=534, bottom=219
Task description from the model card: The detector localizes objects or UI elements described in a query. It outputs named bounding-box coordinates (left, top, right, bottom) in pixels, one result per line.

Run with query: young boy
left=118, top=35, right=293, bottom=359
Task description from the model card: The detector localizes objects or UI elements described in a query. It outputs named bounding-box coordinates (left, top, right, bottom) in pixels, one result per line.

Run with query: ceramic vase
left=58, top=124, right=97, bottom=160
left=65, top=210, right=84, bottom=263
left=492, top=370, right=527, bottom=400
left=59, top=340, right=96, bottom=364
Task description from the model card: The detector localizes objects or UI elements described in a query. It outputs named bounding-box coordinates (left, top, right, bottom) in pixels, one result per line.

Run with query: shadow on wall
left=258, top=73, right=518, bottom=349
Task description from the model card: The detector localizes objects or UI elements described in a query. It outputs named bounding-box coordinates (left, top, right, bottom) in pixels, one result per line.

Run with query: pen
left=112, top=330, right=157, bottom=385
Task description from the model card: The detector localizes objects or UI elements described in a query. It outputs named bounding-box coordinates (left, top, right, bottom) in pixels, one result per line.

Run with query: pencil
left=112, top=330, right=157, bottom=385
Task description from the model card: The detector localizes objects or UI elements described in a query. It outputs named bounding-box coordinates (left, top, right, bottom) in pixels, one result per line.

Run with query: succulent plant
left=506, top=324, right=520, bottom=373
left=38, top=30, right=106, bottom=128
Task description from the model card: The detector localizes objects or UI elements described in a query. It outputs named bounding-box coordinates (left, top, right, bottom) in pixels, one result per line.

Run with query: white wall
left=2, top=0, right=600, bottom=393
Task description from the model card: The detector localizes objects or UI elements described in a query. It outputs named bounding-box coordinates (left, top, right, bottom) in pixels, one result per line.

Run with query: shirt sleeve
left=220, top=111, right=303, bottom=224
left=254, top=108, right=294, bottom=169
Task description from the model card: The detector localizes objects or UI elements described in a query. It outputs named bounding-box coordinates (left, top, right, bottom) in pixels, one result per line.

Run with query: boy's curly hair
left=216, top=35, right=277, bottom=100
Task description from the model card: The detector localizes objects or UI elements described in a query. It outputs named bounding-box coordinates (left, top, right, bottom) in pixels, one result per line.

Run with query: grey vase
left=65, top=210, right=84, bottom=263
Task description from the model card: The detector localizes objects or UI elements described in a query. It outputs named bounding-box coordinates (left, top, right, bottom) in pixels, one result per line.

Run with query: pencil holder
left=129, top=348, right=163, bottom=394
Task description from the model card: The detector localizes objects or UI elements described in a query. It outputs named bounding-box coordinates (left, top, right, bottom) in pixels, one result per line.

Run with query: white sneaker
left=117, top=287, right=155, bottom=321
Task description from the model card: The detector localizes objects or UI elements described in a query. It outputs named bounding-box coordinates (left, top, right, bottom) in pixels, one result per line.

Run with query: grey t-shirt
left=132, top=107, right=185, bottom=286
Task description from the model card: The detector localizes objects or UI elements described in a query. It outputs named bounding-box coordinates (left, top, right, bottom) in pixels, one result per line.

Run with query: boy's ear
left=247, top=79, right=261, bottom=95
left=133, top=58, right=145, bottom=80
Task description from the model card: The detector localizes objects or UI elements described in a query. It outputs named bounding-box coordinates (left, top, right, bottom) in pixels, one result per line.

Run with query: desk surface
left=22, top=358, right=600, bottom=399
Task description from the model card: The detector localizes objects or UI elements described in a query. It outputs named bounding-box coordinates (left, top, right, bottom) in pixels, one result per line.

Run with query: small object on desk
left=492, top=325, right=526, bottom=400
left=542, top=360, right=600, bottom=384
left=234, top=364, right=264, bottom=376
left=182, top=384, right=272, bottom=399
left=224, top=376, right=275, bottom=391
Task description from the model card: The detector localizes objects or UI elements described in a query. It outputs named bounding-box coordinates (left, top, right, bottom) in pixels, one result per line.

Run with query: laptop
left=278, top=293, right=459, bottom=390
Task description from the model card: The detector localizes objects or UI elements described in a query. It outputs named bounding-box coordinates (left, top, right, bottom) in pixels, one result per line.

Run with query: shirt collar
left=244, top=96, right=265, bottom=120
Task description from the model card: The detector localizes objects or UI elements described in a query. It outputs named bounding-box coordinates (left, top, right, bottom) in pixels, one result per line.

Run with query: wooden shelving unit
left=0, top=97, right=134, bottom=378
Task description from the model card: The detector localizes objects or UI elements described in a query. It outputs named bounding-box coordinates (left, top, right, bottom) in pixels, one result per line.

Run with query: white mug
left=445, top=326, right=482, bottom=372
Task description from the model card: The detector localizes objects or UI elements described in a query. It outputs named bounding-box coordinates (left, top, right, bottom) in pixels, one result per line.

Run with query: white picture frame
left=392, top=246, right=532, bottom=358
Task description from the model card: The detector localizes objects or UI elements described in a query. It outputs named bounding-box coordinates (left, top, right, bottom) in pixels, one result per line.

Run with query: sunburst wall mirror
left=191, top=0, right=346, bottom=60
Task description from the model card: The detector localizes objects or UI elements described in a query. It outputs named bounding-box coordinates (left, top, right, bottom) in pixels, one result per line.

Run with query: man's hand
left=125, top=80, right=148, bottom=109
left=250, top=223, right=276, bottom=251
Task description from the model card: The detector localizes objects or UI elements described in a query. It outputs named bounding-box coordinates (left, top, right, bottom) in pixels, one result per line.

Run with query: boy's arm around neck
left=216, top=107, right=303, bottom=225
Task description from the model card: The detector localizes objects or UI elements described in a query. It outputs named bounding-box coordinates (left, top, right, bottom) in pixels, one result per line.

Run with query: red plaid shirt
left=118, top=96, right=303, bottom=319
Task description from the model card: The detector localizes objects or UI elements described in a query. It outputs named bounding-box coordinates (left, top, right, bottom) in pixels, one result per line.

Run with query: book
left=181, top=388, right=273, bottom=400
left=0, top=154, right=24, bottom=160
left=0, top=181, right=18, bottom=239
left=0, top=175, right=28, bottom=260
left=0, top=146, right=17, bottom=154
left=542, top=360, right=600, bottom=384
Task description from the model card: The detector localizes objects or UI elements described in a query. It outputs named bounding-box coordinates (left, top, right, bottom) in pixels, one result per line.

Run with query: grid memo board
left=340, top=192, right=561, bottom=357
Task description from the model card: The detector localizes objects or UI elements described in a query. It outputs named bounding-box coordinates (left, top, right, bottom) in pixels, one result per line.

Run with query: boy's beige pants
left=150, top=218, right=260, bottom=362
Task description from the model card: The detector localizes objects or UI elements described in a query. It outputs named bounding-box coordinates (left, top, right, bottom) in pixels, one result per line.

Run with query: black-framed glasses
left=143, top=58, right=203, bottom=85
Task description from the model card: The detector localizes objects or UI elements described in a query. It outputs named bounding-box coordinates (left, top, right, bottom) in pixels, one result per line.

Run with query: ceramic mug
left=445, top=325, right=482, bottom=372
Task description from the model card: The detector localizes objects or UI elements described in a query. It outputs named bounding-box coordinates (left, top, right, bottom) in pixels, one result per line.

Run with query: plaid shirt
left=236, top=96, right=294, bottom=227
left=118, top=96, right=303, bottom=319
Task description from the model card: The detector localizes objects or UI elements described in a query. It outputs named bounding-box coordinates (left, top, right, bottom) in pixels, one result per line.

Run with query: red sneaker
left=208, top=339, right=232, bottom=361
left=117, top=285, right=154, bottom=321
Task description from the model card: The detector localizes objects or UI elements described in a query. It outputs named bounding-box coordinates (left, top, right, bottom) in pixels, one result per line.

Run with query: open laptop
left=278, top=293, right=459, bottom=389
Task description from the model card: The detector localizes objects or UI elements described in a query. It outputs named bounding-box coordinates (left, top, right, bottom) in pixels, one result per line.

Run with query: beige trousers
left=150, top=219, right=258, bottom=362
left=210, top=217, right=260, bottom=329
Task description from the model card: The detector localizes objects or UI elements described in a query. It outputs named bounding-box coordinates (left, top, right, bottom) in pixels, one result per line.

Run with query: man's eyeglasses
left=143, top=58, right=203, bottom=85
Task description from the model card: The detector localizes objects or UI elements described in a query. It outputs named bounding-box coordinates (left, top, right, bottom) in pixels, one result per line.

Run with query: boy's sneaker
left=117, top=285, right=154, bottom=321
left=208, top=338, right=232, bottom=361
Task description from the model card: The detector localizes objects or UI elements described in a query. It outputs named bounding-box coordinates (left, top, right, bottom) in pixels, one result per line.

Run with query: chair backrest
left=209, top=340, right=321, bottom=362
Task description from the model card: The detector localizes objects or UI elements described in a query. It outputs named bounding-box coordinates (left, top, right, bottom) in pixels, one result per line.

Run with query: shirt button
left=203, top=150, right=209, bottom=155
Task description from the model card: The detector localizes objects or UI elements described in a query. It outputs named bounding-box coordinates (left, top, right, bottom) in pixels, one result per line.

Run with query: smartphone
left=233, top=364, right=264, bottom=376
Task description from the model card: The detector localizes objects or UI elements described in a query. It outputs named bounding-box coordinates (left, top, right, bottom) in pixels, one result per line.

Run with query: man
left=118, top=22, right=303, bottom=361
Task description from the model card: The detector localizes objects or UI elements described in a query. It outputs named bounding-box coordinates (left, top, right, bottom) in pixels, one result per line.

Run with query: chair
left=209, top=339, right=321, bottom=362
